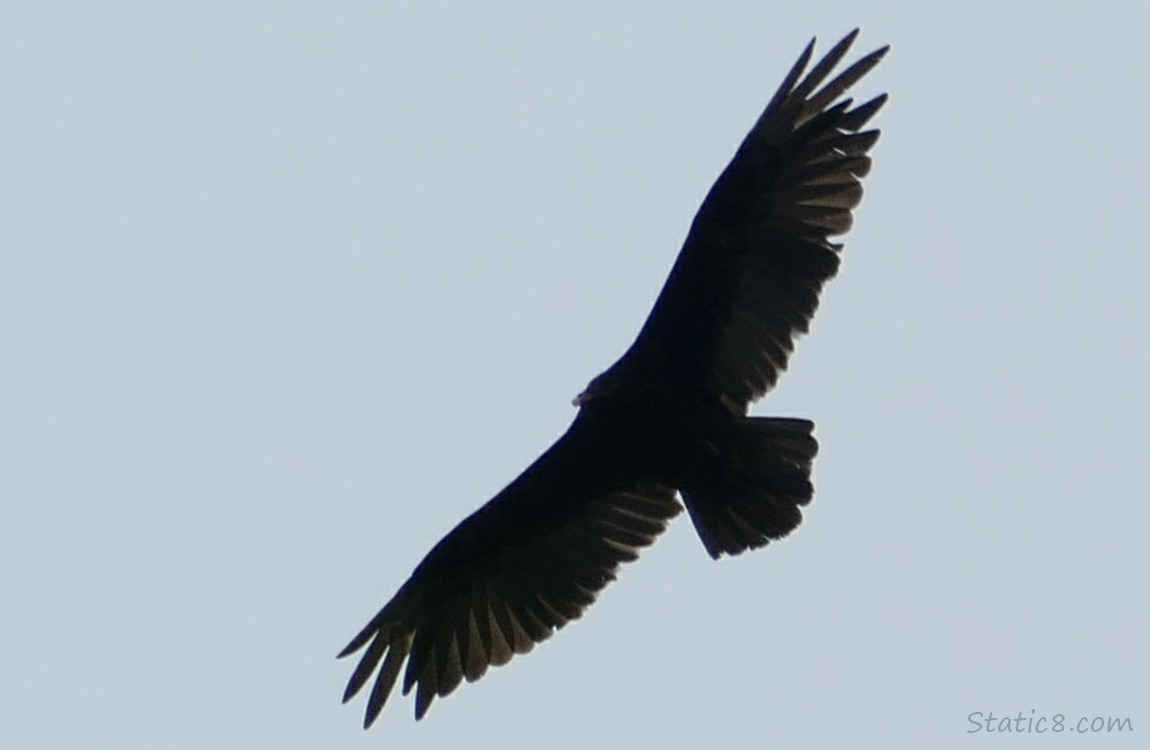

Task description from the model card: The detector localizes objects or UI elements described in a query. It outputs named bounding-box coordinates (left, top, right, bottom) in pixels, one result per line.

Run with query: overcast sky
left=3, top=2, right=1148, bottom=748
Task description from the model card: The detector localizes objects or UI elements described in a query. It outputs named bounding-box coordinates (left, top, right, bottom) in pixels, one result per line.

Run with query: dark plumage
left=340, top=29, right=887, bottom=726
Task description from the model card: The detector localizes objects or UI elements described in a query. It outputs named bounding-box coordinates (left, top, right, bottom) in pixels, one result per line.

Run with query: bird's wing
left=338, top=414, right=682, bottom=725
left=613, top=30, right=887, bottom=414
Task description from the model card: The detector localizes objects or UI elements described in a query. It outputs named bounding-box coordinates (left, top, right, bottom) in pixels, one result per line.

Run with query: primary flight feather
left=340, top=29, right=888, bottom=726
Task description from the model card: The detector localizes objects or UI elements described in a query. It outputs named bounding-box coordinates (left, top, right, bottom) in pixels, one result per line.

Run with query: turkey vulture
left=340, top=29, right=887, bottom=726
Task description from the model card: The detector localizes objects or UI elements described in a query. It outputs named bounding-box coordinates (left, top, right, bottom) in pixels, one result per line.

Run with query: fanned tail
left=682, top=417, right=818, bottom=559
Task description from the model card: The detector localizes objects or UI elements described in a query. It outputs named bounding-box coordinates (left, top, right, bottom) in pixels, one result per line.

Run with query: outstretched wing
left=339, top=413, right=681, bottom=725
left=611, top=30, right=887, bottom=414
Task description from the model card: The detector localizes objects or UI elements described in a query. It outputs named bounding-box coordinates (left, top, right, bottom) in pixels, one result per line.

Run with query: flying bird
left=340, top=29, right=887, bottom=726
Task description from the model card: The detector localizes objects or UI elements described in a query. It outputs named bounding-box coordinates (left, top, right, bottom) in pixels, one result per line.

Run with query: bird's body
left=340, top=29, right=888, bottom=726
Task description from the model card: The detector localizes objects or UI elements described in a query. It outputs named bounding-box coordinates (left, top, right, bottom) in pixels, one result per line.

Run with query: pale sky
left=3, top=3, right=1148, bottom=748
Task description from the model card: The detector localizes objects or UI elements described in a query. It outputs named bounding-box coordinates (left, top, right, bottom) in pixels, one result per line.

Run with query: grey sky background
left=3, top=2, right=1148, bottom=748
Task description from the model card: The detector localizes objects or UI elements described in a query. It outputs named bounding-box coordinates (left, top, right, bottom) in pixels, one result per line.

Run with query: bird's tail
left=681, top=417, right=818, bottom=559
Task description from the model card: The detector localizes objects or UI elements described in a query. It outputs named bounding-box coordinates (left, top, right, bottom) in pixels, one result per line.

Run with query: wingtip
left=870, top=43, right=892, bottom=62
left=827, top=28, right=860, bottom=59
left=363, top=709, right=380, bottom=730
left=794, top=36, right=817, bottom=77
left=341, top=677, right=362, bottom=705
left=337, top=620, right=376, bottom=660
left=414, top=682, right=434, bottom=720
left=839, top=30, right=890, bottom=65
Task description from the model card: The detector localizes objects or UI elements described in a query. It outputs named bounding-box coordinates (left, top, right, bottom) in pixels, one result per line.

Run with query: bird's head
left=572, top=377, right=601, bottom=407
left=572, top=370, right=613, bottom=407
left=573, top=352, right=644, bottom=407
